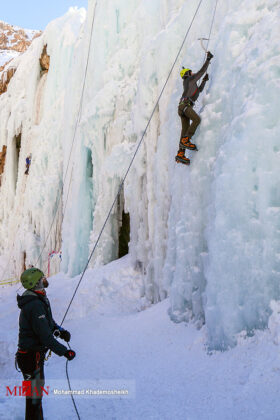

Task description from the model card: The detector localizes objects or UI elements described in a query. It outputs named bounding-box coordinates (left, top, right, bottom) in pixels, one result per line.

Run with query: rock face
left=0, top=21, right=41, bottom=57
left=0, top=145, right=7, bottom=186
left=0, top=67, right=17, bottom=95
left=39, top=44, right=50, bottom=73
left=0, top=21, right=41, bottom=94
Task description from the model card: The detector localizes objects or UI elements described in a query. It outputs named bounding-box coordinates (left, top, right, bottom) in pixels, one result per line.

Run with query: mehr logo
left=6, top=381, right=49, bottom=397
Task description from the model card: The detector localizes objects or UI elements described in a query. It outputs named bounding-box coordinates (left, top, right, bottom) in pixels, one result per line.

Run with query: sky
left=0, top=0, right=88, bottom=31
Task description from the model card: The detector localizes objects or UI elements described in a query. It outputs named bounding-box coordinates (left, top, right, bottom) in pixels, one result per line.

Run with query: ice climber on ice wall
left=176, top=50, right=214, bottom=165
left=0, top=0, right=279, bottom=357
left=16, top=268, right=76, bottom=420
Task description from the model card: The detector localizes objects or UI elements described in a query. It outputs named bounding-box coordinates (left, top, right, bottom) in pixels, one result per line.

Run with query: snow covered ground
left=1, top=257, right=280, bottom=420
left=1, top=0, right=280, bottom=351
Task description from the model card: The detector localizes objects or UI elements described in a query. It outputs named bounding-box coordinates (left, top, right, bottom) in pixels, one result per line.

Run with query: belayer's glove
left=207, top=51, right=213, bottom=61
left=53, top=329, right=60, bottom=338
left=64, top=350, right=76, bottom=361
left=60, top=330, right=71, bottom=342
left=53, top=326, right=71, bottom=342
left=203, top=74, right=209, bottom=82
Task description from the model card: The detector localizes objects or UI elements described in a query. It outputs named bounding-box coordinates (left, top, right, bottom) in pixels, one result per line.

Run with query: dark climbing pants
left=16, top=350, right=45, bottom=420
left=178, top=102, right=201, bottom=140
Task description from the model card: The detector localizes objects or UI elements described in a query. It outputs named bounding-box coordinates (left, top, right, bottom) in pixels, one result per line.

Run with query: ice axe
left=198, top=38, right=209, bottom=52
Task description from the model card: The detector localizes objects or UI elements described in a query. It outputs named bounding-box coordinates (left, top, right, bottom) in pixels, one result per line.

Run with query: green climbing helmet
left=20, top=267, right=44, bottom=290
left=180, top=67, right=192, bottom=78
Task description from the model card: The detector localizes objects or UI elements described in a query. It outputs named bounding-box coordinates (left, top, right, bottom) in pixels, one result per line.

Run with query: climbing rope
left=65, top=343, right=81, bottom=420
left=13, top=0, right=216, bottom=417
left=66, top=360, right=81, bottom=420
left=60, top=0, right=205, bottom=326
left=50, top=4, right=99, bottom=420
left=0, top=0, right=98, bottom=284
left=60, top=3, right=205, bottom=416
left=198, top=0, right=219, bottom=96
left=205, top=0, right=219, bottom=53
left=35, top=0, right=98, bottom=268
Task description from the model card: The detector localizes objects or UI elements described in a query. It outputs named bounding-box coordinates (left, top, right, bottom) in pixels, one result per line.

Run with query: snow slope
left=0, top=0, right=280, bottom=351
left=1, top=262, right=280, bottom=420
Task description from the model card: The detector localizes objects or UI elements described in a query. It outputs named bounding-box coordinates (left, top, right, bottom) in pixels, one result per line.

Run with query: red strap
left=34, top=290, right=46, bottom=296
left=36, top=351, right=41, bottom=369
left=191, top=88, right=198, bottom=98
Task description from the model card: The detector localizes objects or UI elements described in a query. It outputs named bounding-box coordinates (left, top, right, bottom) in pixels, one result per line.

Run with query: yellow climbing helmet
left=180, top=67, right=191, bottom=78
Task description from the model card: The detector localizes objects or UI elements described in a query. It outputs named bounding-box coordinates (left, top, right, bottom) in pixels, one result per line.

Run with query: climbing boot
left=179, top=136, right=197, bottom=151
left=175, top=150, right=190, bottom=165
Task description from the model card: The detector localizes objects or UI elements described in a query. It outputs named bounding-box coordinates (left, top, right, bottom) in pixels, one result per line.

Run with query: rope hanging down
left=60, top=6, right=99, bottom=417
left=66, top=361, right=81, bottom=420
left=205, top=0, right=219, bottom=53
left=62, top=2, right=206, bottom=414
left=60, top=0, right=204, bottom=327
left=35, top=0, right=98, bottom=267
left=1, top=1, right=99, bottom=286
left=198, top=0, right=218, bottom=103
left=66, top=342, right=81, bottom=420
left=199, top=0, right=219, bottom=77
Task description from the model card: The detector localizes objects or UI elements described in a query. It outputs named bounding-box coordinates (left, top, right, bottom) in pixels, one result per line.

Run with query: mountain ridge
left=0, top=20, right=41, bottom=70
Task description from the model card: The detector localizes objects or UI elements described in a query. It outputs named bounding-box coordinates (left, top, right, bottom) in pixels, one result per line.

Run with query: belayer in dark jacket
left=175, top=51, right=214, bottom=165
left=16, top=267, right=76, bottom=420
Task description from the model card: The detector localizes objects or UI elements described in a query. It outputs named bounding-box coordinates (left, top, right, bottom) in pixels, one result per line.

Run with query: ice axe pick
left=198, top=38, right=209, bottom=52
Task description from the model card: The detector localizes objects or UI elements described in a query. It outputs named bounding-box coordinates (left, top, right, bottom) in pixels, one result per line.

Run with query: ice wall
left=0, top=8, right=86, bottom=278
left=162, top=0, right=280, bottom=349
left=0, top=0, right=280, bottom=349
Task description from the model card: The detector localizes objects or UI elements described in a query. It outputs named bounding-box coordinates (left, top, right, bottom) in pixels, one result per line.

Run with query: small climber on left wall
left=25, top=154, right=32, bottom=175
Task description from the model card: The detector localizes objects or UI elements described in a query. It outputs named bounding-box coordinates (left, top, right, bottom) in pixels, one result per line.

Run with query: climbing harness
left=45, top=350, right=52, bottom=361
left=180, top=97, right=195, bottom=107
